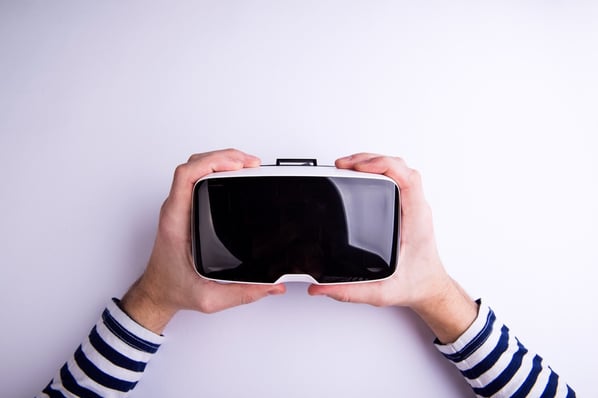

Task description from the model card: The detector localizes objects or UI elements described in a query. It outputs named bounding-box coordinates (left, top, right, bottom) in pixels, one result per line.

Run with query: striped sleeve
left=36, top=299, right=164, bottom=398
left=435, top=301, right=576, bottom=397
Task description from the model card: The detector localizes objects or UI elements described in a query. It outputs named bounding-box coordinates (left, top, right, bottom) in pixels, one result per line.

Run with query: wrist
left=411, top=277, right=478, bottom=344
left=120, top=277, right=178, bottom=334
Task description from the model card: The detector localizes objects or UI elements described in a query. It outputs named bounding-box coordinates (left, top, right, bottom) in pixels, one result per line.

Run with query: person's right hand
left=308, top=154, right=478, bottom=343
left=120, top=149, right=286, bottom=334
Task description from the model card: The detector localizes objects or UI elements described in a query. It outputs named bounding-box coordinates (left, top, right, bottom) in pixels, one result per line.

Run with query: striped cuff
left=435, top=299, right=492, bottom=363
left=105, top=298, right=165, bottom=353
left=38, top=299, right=164, bottom=398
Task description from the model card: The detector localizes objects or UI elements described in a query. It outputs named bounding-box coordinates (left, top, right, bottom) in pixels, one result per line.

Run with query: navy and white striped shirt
left=435, top=301, right=575, bottom=397
left=38, top=299, right=164, bottom=397
left=37, top=299, right=575, bottom=397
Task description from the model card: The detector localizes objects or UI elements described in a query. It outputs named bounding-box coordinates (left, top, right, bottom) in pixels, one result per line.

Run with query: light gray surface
left=1, top=1, right=596, bottom=396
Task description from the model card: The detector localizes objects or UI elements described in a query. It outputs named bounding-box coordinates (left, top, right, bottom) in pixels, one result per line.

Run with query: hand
left=121, top=149, right=286, bottom=333
left=308, top=154, right=477, bottom=343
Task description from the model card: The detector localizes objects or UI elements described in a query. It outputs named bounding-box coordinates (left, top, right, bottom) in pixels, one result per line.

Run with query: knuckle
left=197, top=296, right=216, bottom=314
left=366, top=155, right=384, bottom=164
left=173, top=163, right=189, bottom=179
left=158, top=199, right=168, bottom=215
left=378, top=292, right=392, bottom=307
left=355, top=152, right=376, bottom=159
left=240, top=293, right=256, bottom=306
left=201, top=305, right=217, bottom=314
left=407, top=168, right=422, bottom=184
left=392, top=156, right=408, bottom=169
left=222, top=147, right=241, bottom=157
left=187, top=153, right=202, bottom=163
left=421, top=203, right=434, bottom=223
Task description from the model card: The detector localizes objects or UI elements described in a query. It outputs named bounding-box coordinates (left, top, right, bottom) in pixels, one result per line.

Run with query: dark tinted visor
left=192, top=176, right=400, bottom=284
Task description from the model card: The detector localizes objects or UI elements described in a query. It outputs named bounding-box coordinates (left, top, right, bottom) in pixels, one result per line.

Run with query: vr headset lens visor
left=192, top=176, right=399, bottom=284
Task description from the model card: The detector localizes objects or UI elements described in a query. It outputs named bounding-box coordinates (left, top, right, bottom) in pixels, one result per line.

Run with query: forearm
left=37, top=299, right=164, bottom=397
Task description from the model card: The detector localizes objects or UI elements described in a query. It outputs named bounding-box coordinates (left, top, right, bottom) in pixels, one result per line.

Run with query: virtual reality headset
left=191, top=159, right=401, bottom=285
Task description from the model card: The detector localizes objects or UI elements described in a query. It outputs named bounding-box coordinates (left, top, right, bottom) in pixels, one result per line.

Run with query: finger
left=307, top=283, right=384, bottom=306
left=336, top=154, right=421, bottom=195
left=202, top=283, right=286, bottom=313
left=187, top=148, right=261, bottom=170
left=172, top=148, right=260, bottom=201
left=352, top=156, right=427, bottom=210
left=166, top=149, right=261, bottom=219
left=335, top=153, right=381, bottom=169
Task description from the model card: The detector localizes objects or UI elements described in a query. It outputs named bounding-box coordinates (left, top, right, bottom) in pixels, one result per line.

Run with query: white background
left=1, top=1, right=596, bottom=396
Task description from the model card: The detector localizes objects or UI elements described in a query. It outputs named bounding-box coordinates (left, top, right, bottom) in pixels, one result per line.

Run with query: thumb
left=200, top=283, right=287, bottom=313
left=307, top=283, right=385, bottom=305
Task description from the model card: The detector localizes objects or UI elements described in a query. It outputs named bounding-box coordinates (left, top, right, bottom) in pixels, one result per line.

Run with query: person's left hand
left=121, top=149, right=286, bottom=333
left=308, top=153, right=477, bottom=343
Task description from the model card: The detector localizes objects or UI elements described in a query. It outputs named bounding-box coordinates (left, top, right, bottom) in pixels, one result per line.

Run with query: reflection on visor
left=192, top=176, right=399, bottom=284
